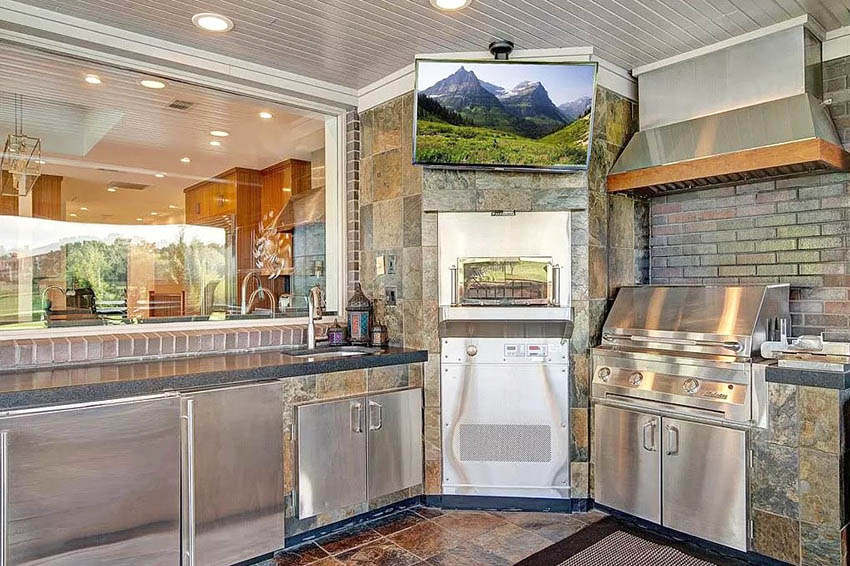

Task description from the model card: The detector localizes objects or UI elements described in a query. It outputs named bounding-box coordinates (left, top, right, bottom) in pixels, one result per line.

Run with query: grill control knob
left=683, top=378, right=700, bottom=394
left=466, top=345, right=478, bottom=357
left=629, top=372, right=644, bottom=386
left=597, top=367, right=611, bottom=382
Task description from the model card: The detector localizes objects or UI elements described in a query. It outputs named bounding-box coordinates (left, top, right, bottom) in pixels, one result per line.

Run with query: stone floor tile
left=413, top=506, right=444, bottom=519
left=336, top=539, right=421, bottom=566
left=430, top=510, right=509, bottom=539
left=317, top=524, right=383, bottom=555
left=493, top=511, right=587, bottom=543
left=370, top=509, right=427, bottom=536
left=472, top=522, right=552, bottom=563
left=388, top=520, right=462, bottom=560
left=425, top=540, right=512, bottom=566
left=274, top=542, right=330, bottom=566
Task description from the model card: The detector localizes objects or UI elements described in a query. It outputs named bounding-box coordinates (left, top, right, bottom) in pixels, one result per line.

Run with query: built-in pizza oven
left=451, top=256, right=560, bottom=306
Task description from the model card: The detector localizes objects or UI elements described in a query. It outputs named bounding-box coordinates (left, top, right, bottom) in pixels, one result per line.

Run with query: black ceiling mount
left=489, top=40, right=515, bottom=61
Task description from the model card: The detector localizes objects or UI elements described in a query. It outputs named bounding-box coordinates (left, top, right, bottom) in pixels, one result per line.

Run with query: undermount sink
left=290, top=346, right=379, bottom=360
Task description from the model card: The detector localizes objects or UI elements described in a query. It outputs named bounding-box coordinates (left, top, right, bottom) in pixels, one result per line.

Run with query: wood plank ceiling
left=12, top=0, right=850, bottom=89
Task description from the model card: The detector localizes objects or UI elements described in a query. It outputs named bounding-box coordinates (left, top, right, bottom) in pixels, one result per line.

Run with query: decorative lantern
left=1, top=93, right=41, bottom=197
left=346, top=283, right=372, bottom=345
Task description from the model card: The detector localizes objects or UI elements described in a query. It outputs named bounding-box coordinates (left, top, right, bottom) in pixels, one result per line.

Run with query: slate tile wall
left=359, top=86, right=640, bottom=501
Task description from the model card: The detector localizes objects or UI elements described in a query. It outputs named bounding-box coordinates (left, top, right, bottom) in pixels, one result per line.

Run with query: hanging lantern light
left=1, top=93, right=42, bottom=197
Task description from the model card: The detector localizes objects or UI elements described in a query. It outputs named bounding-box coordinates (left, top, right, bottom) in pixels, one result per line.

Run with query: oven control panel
left=442, top=338, right=567, bottom=364
left=505, top=344, right=547, bottom=358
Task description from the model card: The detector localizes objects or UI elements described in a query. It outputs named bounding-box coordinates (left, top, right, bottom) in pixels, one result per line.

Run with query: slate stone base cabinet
left=749, top=378, right=850, bottom=566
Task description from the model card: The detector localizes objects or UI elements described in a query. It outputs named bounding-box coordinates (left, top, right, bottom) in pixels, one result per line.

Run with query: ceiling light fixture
left=155, top=173, right=165, bottom=178
left=140, top=79, right=166, bottom=89
left=169, top=204, right=179, bottom=209
left=209, top=130, right=229, bottom=137
left=192, top=13, right=234, bottom=32
left=259, top=111, right=273, bottom=119
left=68, top=213, right=77, bottom=218
left=180, top=157, right=191, bottom=163
left=107, top=187, right=117, bottom=192
left=429, top=0, right=473, bottom=10
left=209, top=140, right=221, bottom=146
left=150, top=212, right=158, bottom=216
left=136, top=217, right=144, bottom=222
left=85, top=74, right=102, bottom=85
left=80, top=207, right=88, bottom=211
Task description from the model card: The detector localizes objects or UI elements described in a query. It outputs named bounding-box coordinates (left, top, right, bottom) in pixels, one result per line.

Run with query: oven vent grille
left=166, top=99, right=195, bottom=111
left=458, top=424, right=551, bottom=463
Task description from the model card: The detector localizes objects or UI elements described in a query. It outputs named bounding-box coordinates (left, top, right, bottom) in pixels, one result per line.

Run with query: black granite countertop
left=0, top=347, right=428, bottom=410
left=764, top=364, right=850, bottom=390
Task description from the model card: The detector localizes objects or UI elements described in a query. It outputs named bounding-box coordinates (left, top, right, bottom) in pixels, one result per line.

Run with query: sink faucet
left=40, top=285, right=67, bottom=322
left=306, top=285, right=325, bottom=349
left=247, top=287, right=276, bottom=317
left=240, top=271, right=263, bottom=315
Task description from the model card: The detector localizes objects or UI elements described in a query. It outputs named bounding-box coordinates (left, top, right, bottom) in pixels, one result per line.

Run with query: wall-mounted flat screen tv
left=414, top=59, right=597, bottom=171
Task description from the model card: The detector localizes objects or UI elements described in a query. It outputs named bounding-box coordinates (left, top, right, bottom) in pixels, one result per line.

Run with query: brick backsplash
left=649, top=176, right=850, bottom=339
left=0, top=323, right=330, bottom=370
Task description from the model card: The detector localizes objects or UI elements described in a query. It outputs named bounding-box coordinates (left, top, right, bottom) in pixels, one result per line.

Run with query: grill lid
left=601, top=285, right=790, bottom=358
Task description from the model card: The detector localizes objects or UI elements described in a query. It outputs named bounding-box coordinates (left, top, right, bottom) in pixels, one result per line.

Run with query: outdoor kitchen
left=1, top=2, right=850, bottom=566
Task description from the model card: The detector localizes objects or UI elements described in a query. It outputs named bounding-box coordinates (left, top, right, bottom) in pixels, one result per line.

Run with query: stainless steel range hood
left=608, top=18, right=850, bottom=195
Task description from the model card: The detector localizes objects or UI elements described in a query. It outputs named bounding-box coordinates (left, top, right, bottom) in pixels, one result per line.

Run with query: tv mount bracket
left=489, top=40, right=515, bottom=61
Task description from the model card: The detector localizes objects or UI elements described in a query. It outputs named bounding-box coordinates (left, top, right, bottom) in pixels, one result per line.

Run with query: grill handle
left=603, top=332, right=742, bottom=352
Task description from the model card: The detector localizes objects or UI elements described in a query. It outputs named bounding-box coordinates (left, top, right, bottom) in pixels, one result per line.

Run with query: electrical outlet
left=376, top=254, right=385, bottom=276
left=385, top=286, right=397, bottom=306
left=386, top=254, right=397, bottom=275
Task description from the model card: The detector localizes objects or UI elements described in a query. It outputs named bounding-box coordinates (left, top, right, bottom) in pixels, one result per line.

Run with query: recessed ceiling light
left=85, top=74, right=102, bottom=85
left=140, top=79, right=166, bottom=89
left=259, top=111, right=273, bottom=119
left=209, top=140, right=221, bottom=146
left=107, top=187, right=118, bottom=192
left=430, top=0, right=472, bottom=10
left=210, top=130, right=229, bottom=137
left=80, top=207, right=88, bottom=211
left=38, top=160, right=46, bottom=165
left=68, top=213, right=77, bottom=218
left=136, top=217, right=144, bottom=222
left=169, top=204, right=179, bottom=209
left=155, top=173, right=166, bottom=178
left=150, top=212, right=159, bottom=216
left=180, top=157, right=191, bottom=163
left=192, top=12, right=234, bottom=32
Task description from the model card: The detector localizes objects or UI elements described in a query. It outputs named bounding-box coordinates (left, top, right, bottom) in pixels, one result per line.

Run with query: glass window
left=0, top=44, right=339, bottom=331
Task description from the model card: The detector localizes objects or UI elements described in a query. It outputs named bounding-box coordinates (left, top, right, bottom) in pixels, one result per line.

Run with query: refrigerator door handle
left=642, top=420, right=656, bottom=452
left=665, top=424, right=679, bottom=456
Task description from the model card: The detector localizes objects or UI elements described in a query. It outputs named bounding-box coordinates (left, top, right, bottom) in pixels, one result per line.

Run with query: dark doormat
left=516, top=517, right=758, bottom=566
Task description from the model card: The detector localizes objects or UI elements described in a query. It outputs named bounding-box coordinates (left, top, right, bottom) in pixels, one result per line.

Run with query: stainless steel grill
left=591, top=285, right=790, bottom=552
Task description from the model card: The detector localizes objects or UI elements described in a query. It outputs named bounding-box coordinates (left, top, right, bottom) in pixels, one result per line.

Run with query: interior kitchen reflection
left=0, top=44, right=333, bottom=330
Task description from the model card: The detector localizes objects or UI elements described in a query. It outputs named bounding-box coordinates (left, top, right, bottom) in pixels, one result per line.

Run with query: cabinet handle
left=642, top=420, right=656, bottom=452
left=350, top=402, right=363, bottom=434
left=0, top=431, right=7, bottom=566
left=665, top=424, right=679, bottom=456
left=369, top=401, right=383, bottom=431
left=184, top=401, right=195, bottom=566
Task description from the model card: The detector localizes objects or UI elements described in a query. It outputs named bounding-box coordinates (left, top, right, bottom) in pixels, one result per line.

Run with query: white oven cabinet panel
left=594, top=404, right=661, bottom=524
left=0, top=396, right=181, bottom=566
left=181, top=382, right=285, bottom=566
left=297, top=397, right=367, bottom=519
left=661, top=417, right=747, bottom=551
left=367, top=389, right=423, bottom=500
left=441, top=363, right=570, bottom=498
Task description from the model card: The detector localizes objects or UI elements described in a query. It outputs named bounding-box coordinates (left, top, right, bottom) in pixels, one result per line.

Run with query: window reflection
left=0, top=44, right=333, bottom=331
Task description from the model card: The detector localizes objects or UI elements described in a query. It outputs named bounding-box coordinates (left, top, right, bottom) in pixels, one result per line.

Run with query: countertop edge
left=0, top=349, right=428, bottom=411
left=764, top=365, right=850, bottom=390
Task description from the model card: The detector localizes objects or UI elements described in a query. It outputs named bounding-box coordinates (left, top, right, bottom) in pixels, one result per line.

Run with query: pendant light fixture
left=1, top=93, right=42, bottom=197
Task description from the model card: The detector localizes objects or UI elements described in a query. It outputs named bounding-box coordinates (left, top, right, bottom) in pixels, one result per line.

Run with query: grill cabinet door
left=367, top=388, right=423, bottom=500
left=662, top=417, right=747, bottom=551
left=1, top=397, right=181, bottom=566
left=297, top=397, right=367, bottom=519
left=594, top=404, right=661, bottom=523
left=182, top=382, right=285, bottom=566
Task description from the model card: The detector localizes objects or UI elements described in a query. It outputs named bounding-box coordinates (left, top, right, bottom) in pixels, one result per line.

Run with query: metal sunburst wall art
left=254, top=207, right=289, bottom=278
left=1, top=93, right=42, bottom=197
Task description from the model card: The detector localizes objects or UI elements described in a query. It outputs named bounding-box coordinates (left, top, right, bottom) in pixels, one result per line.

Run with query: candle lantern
left=346, top=283, right=372, bottom=345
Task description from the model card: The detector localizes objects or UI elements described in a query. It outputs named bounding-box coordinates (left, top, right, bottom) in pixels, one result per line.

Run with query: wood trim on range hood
left=608, top=138, right=850, bottom=195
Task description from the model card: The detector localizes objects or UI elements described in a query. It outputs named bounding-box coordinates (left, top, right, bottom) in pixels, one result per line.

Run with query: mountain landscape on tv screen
left=416, top=65, right=593, bottom=167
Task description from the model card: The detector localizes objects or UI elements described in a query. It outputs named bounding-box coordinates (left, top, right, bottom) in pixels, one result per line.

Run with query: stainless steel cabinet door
left=0, top=396, right=181, bottom=566
left=297, top=397, right=367, bottom=519
left=662, top=417, right=747, bottom=551
left=594, top=404, right=661, bottom=523
left=182, top=382, right=285, bottom=566
left=367, top=389, right=423, bottom=500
